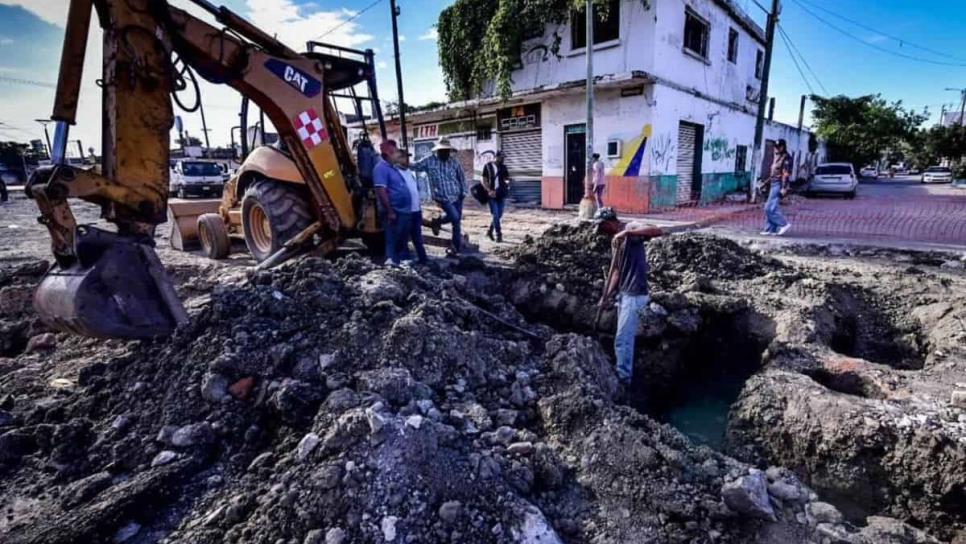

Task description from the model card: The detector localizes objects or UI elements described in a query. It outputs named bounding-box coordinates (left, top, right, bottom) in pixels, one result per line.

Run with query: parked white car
left=859, top=166, right=878, bottom=179
left=169, top=160, right=225, bottom=198
left=921, top=166, right=953, bottom=184
left=806, top=163, right=858, bottom=198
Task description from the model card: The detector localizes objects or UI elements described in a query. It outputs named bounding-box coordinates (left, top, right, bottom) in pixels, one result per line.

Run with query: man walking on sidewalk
left=591, top=153, right=606, bottom=208
left=761, top=139, right=792, bottom=236
left=413, top=137, right=467, bottom=256
left=482, top=151, right=511, bottom=242
left=599, top=222, right=666, bottom=386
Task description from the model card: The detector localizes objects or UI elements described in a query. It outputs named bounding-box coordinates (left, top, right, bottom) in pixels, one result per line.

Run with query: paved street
left=647, top=176, right=966, bottom=249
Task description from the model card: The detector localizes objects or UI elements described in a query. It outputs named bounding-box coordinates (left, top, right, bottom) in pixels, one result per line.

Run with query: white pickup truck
left=169, top=159, right=226, bottom=198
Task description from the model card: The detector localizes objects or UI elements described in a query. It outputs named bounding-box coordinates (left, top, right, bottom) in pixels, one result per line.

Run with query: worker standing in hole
left=599, top=222, right=666, bottom=386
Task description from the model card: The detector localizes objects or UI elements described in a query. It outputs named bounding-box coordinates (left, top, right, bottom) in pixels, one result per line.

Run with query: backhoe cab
left=27, top=0, right=386, bottom=339
left=170, top=41, right=388, bottom=264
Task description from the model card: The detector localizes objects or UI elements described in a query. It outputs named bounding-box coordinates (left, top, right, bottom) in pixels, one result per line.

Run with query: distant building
left=358, top=0, right=824, bottom=213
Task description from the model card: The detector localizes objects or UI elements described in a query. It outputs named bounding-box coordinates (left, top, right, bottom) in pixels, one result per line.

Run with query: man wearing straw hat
left=412, top=137, right=467, bottom=256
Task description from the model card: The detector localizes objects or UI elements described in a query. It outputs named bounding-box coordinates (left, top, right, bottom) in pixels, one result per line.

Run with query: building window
left=476, top=125, right=493, bottom=141
left=735, top=145, right=748, bottom=172
left=571, top=0, right=620, bottom=50
left=728, top=28, right=739, bottom=63
left=683, top=9, right=710, bottom=59
left=755, top=49, right=764, bottom=79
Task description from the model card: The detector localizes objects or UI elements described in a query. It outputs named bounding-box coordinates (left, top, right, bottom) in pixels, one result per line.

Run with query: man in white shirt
left=394, top=149, right=428, bottom=264
left=591, top=153, right=606, bottom=208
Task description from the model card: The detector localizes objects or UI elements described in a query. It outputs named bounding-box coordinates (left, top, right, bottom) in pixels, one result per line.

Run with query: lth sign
left=497, top=103, right=541, bottom=132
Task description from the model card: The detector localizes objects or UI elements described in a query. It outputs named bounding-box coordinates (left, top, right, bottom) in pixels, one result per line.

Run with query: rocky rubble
left=0, top=225, right=960, bottom=543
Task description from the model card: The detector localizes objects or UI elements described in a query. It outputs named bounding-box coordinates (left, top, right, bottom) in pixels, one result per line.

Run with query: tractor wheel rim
left=199, top=222, right=210, bottom=250
left=249, top=205, right=272, bottom=253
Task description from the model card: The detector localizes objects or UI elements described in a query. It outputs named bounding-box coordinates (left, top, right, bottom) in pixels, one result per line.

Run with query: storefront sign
left=497, top=103, right=541, bottom=132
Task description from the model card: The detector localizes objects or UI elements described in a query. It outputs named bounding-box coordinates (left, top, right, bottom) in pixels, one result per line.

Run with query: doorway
left=676, top=121, right=704, bottom=203
left=564, top=124, right=586, bottom=205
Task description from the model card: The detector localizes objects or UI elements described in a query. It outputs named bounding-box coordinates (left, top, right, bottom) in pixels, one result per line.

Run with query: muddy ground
left=1, top=193, right=964, bottom=543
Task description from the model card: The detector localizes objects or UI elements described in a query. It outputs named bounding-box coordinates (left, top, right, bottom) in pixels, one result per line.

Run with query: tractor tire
left=197, top=213, right=230, bottom=260
left=241, top=179, right=313, bottom=262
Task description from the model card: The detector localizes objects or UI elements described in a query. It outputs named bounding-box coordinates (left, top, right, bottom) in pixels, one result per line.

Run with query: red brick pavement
left=648, top=183, right=966, bottom=247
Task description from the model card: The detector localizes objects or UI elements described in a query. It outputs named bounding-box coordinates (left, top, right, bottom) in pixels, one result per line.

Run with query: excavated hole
left=819, top=286, right=926, bottom=370
left=802, top=368, right=885, bottom=399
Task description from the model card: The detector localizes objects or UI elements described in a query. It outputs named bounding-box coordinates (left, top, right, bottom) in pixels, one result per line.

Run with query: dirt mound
left=0, top=254, right=823, bottom=544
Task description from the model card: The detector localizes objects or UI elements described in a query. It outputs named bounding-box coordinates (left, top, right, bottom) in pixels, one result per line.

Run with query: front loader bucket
left=168, top=199, right=221, bottom=250
left=33, top=226, right=188, bottom=339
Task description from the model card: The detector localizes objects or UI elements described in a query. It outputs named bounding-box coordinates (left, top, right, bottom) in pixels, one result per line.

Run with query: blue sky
left=0, top=0, right=963, bottom=152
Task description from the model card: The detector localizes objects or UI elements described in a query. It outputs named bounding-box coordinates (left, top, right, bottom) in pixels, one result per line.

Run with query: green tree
left=438, top=0, right=639, bottom=101
left=809, top=94, right=928, bottom=169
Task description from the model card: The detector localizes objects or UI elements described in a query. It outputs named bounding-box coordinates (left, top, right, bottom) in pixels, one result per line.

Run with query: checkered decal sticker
left=294, top=108, right=328, bottom=149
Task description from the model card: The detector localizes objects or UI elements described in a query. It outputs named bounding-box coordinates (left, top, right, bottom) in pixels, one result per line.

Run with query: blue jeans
left=615, top=294, right=649, bottom=383
left=488, top=198, right=505, bottom=236
left=763, top=182, right=788, bottom=233
left=436, top=197, right=464, bottom=251
left=384, top=211, right=410, bottom=265
left=397, top=210, right=428, bottom=263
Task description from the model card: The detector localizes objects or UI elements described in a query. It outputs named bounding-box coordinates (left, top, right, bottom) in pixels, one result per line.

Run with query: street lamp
left=34, top=119, right=52, bottom=158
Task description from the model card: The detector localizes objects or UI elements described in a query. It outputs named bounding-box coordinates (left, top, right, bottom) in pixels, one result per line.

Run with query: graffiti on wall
left=610, top=124, right=652, bottom=177
left=650, top=133, right=675, bottom=174
left=703, top=136, right=735, bottom=162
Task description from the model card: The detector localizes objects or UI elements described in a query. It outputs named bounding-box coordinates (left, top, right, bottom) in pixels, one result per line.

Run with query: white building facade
left=370, top=0, right=824, bottom=213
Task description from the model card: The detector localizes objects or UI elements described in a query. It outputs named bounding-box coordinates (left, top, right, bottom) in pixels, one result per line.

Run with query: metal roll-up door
left=501, top=130, right=542, bottom=205
left=676, top=123, right=696, bottom=204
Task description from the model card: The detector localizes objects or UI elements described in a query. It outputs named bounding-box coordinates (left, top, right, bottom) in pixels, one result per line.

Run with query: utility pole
left=578, top=0, right=596, bottom=219
left=34, top=119, right=52, bottom=159
left=797, top=95, right=806, bottom=130
left=749, top=0, right=780, bottom=203
left=198, top=99, right=212, bottom=156
left=390, top=0, right=408, bottom=148
left=946, top=88, right=966, bottom=127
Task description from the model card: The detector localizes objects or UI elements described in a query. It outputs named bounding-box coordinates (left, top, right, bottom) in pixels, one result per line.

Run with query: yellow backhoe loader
left=27, top=0, right=387, bottom=340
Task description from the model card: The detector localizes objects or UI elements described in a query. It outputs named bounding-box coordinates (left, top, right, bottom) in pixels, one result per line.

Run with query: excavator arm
left=28, top=0, right=365, bottom=338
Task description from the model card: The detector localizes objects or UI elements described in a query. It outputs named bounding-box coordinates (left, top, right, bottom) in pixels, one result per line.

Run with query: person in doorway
left=599, top=222, right=666, bottom=386
left=412, top=137, right=467, bottom=256
left=372, top=139, right=413, bottom=266
left=591, top=152, right=606, bottom=208
left=761, top=139, right=792, bottom=236
left=482, top=151, right=511, bottom=242
left=394, top=148, right=429, bottom=264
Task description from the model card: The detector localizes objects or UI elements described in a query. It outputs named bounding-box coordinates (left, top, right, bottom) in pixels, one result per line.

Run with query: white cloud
left=376, top=61, right=388, bottom=69
left=0, top=0, right=65, bottom=26
left=246, top=0, right=373, bottom=51
left=419, top=28, right=438, bottom=41
left=398, top=34, right=406, bottom=42
left=0, top=37, right=13, bottom=45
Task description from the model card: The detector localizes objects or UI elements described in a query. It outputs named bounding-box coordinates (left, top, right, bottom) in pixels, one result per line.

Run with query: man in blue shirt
left=599, top=222, right=666, bottom=386
left=372, top=140, right=412, bottom=265
left=412, top=137, right=467, bottom=256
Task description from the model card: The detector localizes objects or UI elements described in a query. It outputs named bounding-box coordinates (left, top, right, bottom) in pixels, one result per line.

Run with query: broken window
left=728, top=28, right=739, bottom=63
left=735, top=145, right=748, bottom=172
left=571, top=0, right=620, bottom=50
left=683, top=9, right=710, bottom=59
left=755, top=49, right=764, bottom=79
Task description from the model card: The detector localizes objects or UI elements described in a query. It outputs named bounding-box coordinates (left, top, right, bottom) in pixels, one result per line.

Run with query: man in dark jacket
left=481, top=151, right=511, bottom=242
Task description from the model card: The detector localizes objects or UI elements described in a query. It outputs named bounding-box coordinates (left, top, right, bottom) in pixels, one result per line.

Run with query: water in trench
left=657, top=366, right=752, bottom=450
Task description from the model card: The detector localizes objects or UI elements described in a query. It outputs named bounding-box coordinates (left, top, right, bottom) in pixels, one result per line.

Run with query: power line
left=0, top=76, right=56, bottom=89
left=777, top=26, right=814, bottom=95
left=796, top=0, right=966, bottom=63
left=778, top=24, right=828, bottom=95
left=314, top=0, right=385, bottom=40
left=790, top=0, right=966, bottom=67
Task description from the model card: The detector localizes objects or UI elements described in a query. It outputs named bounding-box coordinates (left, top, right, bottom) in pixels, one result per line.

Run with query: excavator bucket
left=168, top=199, right=221, bottom=250
left=33, top=226, right=188, bottom=339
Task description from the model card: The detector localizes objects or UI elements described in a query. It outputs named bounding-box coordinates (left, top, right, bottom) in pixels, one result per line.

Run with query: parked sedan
left=859, top=166, right=878, bottom=179
left=921, top=166, right=953, bottom=184
left=806, top=163, right=858, bottom=198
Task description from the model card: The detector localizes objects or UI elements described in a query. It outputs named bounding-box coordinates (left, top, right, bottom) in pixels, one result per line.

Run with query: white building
left=368, top=0, right=823, bottom=213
